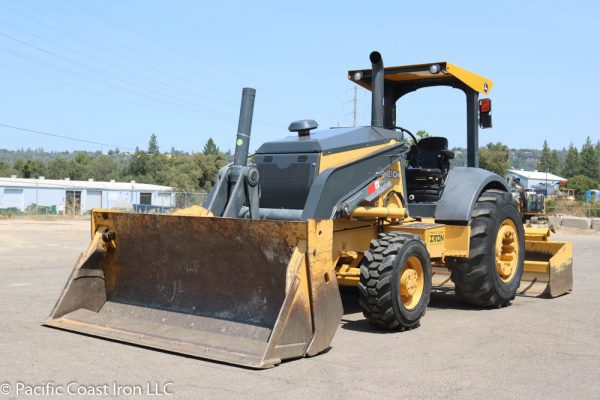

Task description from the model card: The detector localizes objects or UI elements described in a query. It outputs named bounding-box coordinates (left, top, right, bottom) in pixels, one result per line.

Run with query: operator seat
left=406, top=137, right=454, bottom=202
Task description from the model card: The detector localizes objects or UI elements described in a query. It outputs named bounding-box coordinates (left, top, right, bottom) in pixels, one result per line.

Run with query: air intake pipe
left=233, top=87, right=256, bottom=166
left=370, top=51, right=384, bottom=128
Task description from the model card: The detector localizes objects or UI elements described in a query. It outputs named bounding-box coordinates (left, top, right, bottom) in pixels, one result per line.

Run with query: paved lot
left=0, top=219, right=599, bottom=399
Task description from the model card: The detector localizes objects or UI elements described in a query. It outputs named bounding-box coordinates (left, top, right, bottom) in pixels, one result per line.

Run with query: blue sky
left=0, top=0, right=598, bottom=153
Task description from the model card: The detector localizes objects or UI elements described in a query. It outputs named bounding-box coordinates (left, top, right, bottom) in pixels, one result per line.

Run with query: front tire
left=358, top=232, right=432, bottom=330
left=448, top=189, right=525, bottom=307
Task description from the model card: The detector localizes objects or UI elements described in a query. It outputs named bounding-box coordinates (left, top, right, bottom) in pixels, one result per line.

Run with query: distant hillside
left=0, top=148, right=102, bottom=164
left=450, top=147, right=567, bottom=171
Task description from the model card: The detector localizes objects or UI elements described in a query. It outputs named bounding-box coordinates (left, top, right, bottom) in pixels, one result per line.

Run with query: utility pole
left=344, top=86, right=359, bottom=127
left=352, top=86, right=358, bottom=127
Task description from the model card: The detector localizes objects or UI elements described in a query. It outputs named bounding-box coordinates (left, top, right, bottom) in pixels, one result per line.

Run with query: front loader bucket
left=44, top=211, right=342, bottom=368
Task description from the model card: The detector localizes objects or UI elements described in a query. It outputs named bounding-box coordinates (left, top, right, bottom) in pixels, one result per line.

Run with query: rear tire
left=447, top=189, right=525, bottom=307
left=358, top=232, right=431, bottom=330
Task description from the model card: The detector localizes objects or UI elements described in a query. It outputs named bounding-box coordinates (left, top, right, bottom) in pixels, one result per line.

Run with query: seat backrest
left=407, top=136, right=453, bottom=171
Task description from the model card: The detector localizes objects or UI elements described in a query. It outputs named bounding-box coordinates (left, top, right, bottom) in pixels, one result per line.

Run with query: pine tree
left=596, top=140, right=600, bottom=178
left=549, top=150, right=561, bottom=175
left=563, top=143, right=580, bottom=178
left=537, top=140, right=557, bottom=173
left=148, top=134, right=160, bottom=155
left=203, top=138, right=220, bottom=155
left=580, top=137, right=600, bottom=181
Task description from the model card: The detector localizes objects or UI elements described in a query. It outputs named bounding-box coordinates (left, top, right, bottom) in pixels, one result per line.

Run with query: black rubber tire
left=358, top=232, right=432, bottom=330
left=447, top=189, right=525, bottom=308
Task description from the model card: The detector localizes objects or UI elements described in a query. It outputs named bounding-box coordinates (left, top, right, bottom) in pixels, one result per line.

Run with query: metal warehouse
left=506, top=169, right=567, bottom=194
left=0, top=176, right=174, bottom=214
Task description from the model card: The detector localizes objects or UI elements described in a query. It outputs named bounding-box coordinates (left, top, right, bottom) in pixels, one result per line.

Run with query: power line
left=0, top=19, right=236, bottom=107
left=0, top=45, right=238, bottom=121
left=0, top=31, right=236, bottom=119
left=64, top=0, right=294, bottom=93
left=0, top=41, right=281, bottom=130
left=0, top=122, right=136, bottom=151
left=0, top=62, right=208, bottom=120
left=1, top=2, right=289, bottom=127
left=3, top=1, right=244, bottom=95
left=67, top=0, right=184, bottom=56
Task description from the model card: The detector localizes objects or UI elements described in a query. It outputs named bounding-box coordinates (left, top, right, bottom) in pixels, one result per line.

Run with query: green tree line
left=0, top=135, right=227, bottom=192
left=471, top=137, right=600, bottom=194
left=2, top=134, right=599, bottom=195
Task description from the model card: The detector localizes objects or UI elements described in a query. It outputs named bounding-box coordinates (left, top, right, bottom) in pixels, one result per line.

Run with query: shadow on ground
left=339, top=286, right=481, bottom=333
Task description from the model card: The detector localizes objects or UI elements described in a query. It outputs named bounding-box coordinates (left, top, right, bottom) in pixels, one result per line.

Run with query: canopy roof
left=348, top=62, right=493, bottom=95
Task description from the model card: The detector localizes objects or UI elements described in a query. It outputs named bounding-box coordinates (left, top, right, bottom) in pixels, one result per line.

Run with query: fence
left=546, top=197, right=600, bottom=218
left=173, top=192, right=209, bottom=209
left=0, top=192, right=209, bottom=217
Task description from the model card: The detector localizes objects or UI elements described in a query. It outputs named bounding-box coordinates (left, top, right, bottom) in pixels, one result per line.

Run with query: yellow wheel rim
left=495, top=219, right=519, bottom=283
left=399, top=256, right=424, bottom=310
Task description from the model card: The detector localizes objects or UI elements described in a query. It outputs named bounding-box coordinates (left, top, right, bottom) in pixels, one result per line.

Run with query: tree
left=194, top=152, right=227, bottom=191
left=148, top=134, right=160, bottom=155
left=0, top=160, right=16, bottom=177
left=64, top=151, right=93, bottom=180
left=203, top=138, right=220, bottom=155
left=405, top=129, right=431, bottom=145
left=563, top=143, right=580, bottom=178
left=580, top=137, right=600, bottom=181
left=124, top=151, right=148, bottom=177
left=415, top=130, right=430, bottom=140
left=596, top=140, right=600, bottom=177
left=89, top=155, right=118, bottom=181
left=550, top=150, right=561, bottom=175
left=14, top=159, right=46, bottom=178
left=537, top=140, right=560, bottom=174
left=74, top=152, right=92, bottom=166
left=565, top=175, right=599, bottom=195
left=157, top=157, right=203, bottom=192
left=46, top=157, right=69, bottom=179
left=479, top=142, right=510, bottom=177
left=123, top=148, right=165, bottom=183
left=1, top=142, right=226, bottom=193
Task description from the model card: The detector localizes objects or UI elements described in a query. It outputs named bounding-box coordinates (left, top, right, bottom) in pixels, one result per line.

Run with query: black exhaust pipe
left=233, top=87, right=256, bottom=167
left=370, top=51, right=384, bottom=128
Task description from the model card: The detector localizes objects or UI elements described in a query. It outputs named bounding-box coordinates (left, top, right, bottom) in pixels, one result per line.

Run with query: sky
left=0, top=0, right=598, bottom=154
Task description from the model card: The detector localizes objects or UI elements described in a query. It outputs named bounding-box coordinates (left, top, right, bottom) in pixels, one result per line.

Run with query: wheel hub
left=398, top=256, right=425, bottom=310
left=400, top=269, right=418, bottom=296
left=496, top=220, right=519, bottom=282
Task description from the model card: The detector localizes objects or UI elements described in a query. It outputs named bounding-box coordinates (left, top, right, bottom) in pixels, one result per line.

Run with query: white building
left=506, top=169, right=567, bottom=194
left=0, top=176, right=175, bottom=214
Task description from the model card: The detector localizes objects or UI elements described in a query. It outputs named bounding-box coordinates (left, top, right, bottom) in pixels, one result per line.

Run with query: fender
left=434, top=167, right=508, bottom=223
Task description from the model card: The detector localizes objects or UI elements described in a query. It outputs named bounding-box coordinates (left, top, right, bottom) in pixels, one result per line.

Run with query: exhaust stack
left=370, top=51, right=384, bottom=128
